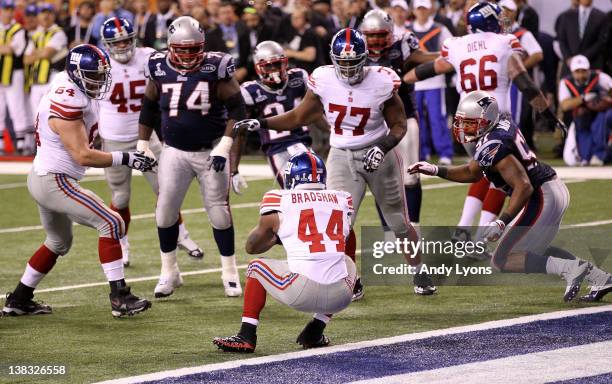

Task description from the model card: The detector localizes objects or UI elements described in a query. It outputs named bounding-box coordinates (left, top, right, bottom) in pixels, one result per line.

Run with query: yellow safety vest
left=0, top=23, right=24, bottom=86
left=29, top=25, right=63, bottom=86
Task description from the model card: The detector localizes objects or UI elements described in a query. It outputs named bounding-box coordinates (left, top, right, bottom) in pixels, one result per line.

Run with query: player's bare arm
left=408, top=160, right=482, bottom=183
left=51, top=117, right=114, bottom=167
left=403, top=57, right=454, bottom=84
left=245, top=212, right=280, bottom=255
left=382, top=92, right=407, bottom=142
left=217, top=76, right=248, bottom=173
left=508, top=54, right=566, bottom=135
left=267, top=89, right=325, bottom=131
left=308, top=115, right=331, bottom=133
left=492, top=155, right=533, bottom=224
left=405, top=49, right=440, bottom=69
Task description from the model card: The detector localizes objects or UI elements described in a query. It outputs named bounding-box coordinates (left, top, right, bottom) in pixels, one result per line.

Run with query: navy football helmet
left=284, top=151, right=326, bottom=190
left=101, top=17, right=136, bottom=63
left=330, top=28, right=368, bottom=85
left=467, top=2, right=502, bottom=34
left=66, top=44, right=112, bottom=99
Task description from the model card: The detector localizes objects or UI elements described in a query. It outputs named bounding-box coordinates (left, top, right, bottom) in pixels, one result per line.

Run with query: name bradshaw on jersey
left=474, top=117, right=556, bottom=194
left=307, top=65, right=400, bottom=150
left=241, top=68, right=312, bottom=155
left=259, top=189, right=353, bottom=285
left=98, top=46, right=155, bottom=141
left=145, top=50, right=235, bottom=151
left=441, top=32, right=524, bottom=113
left=33, top=71, right=99, bottom=180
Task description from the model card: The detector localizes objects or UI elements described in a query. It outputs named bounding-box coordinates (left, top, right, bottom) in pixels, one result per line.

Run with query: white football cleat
left=154, top=271, right=184, bottom=298
left=562, top=260, right=591, bottom=302
left=120, top=236, right=130, bottom=267
left=222, top=276, right=242, bottom=297
left=177, top=227, right=204, bottom=260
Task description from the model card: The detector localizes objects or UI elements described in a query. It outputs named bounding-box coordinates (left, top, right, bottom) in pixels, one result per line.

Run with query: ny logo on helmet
left=70, top=52, right=82, bottom=65
left=479, top=4, right=499, bottom=19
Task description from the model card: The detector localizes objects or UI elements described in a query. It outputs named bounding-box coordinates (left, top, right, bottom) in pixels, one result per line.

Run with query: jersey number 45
left=298, top=208, right=345, bottom=253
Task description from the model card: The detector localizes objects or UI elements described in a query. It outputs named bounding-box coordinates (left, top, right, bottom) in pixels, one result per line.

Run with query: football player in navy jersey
left=241, top=41, right=319, bottom=186
left=137, top=16, right=247, bottom=298
left=409, top=91, right=612, bottom=302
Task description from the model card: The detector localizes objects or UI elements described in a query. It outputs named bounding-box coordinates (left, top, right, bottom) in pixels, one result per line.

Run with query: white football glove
left=231, top=172, right=248, bottom=195
left=481, top=219, right=506, bottom=242
left=363, top=146, right=385, bottom=172
left=407, top=161, right=438, bottom=176
left=233, top=119, right=261, bottom=135
left=136, top=139, right=156, bottom=161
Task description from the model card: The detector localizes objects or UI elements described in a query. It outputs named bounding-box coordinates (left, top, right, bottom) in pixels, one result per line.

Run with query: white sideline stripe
left=349, top=341, right=612, bottom=384
left=32, top=265, right=249, bottom=293
left=0, top=178, right=592, bottom=235
left=92, top=305, right=612, bottom=384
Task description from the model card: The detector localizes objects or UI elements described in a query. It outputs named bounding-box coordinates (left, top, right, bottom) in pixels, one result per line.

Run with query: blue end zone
left=551, top=373, right=612, bottom=384
left=145, top=312, right=612, bottom=384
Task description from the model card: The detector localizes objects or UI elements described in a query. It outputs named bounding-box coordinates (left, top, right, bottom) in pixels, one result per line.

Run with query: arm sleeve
left=440, top=37, right=452, bottom=62
left=240, top=85, right=255, bottom=106
left=307, top=67, right=323, bottom=96
left=260, top=191, right=282, bottom=215
left=508, top=35, right=526, bottom=56
left=218, top=54, right=237, bottom=79
left=401, top=31, right=420, bottom=60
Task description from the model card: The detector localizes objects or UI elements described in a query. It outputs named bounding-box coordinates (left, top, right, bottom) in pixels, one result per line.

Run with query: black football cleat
left=2, top=292, right=52, bottom=316
left=413, top=271, right=437, bottom=296
left=110, top=287, right=151, bottom=318
left=296, top=319, right=330, bottom=349
left=579, top=281, right=612, bottom=302
left=213, top=335, right=256, bottom=353
left=352, top=277, right=364, bottom=301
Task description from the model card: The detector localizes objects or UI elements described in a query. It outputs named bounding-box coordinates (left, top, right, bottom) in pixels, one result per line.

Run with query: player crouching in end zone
left=409, top=91, right=612, bottom=302
left=234, top=28, right=436, bottom=296
left=213, top=152, right=356, bottom=353
left=2, top=45, right=156, bottom=318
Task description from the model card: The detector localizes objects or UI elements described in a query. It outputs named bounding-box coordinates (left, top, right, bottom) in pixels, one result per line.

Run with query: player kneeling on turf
left=213, top=152, right=357, bottom=353
left=409, top=91, right=612, bottom=302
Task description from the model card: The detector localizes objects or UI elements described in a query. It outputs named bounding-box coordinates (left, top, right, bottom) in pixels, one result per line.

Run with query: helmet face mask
left=167, top=16, right=206, bottom=72
left=254, top=41, right=288, bottom=88
left=67, top=44, right=112, bottom=100
left=360, top=9, right=394, bottom=58
left=101, top=17, right=136, bottom=63
left=453, top=91, right=500, bottom=143
left=330, top=28, right=368, bottom=85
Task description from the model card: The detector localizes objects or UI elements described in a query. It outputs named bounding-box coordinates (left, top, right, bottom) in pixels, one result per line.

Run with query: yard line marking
left=0, top=179, right=594, bottom=235
left=92, top=305, right=612, bottom=384
left=350, top=341, right=612, bottom=384
left=31, top=265, right=249, bottom=294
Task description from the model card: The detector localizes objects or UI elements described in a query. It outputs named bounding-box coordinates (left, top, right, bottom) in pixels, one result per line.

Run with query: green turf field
left=0, top=172, right=611, bottom=384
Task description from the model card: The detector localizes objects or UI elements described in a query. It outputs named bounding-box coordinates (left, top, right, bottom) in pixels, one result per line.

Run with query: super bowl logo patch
left=226, top=63, right=236, bottom=76
left=154, top=62, right=166, bottom=77
left=478, top=143, right=501, bottom=167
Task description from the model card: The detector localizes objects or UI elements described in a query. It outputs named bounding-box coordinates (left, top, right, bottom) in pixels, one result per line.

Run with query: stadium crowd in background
left=0, top=0, right=610, bottom=163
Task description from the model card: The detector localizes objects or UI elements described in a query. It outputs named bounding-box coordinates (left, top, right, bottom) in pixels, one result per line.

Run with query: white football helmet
left=167, top=16, right=205, bottom=71
left=253, top=41, right=288, bottom=87
left=360, top=9, right=394, bottom=58
left=453, top=91, right=500, bottom=143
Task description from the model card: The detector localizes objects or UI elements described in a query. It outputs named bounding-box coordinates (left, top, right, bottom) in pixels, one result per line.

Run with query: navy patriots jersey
left=146, top=51, right=235, bottom=151
left=366, top=32, right=419, bottom=118
left=240, top=68, right=311, bottom=155
left=474, top=117, right=556, bottom=194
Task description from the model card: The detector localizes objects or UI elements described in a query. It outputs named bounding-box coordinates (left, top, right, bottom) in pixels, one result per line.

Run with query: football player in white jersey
left=2, top=44, right=156, bottom=317
left=234, top=28, right=437, bottom=296
left=213, top=152, right=356, bottom=353
left=99, top=17, right=203, bottom=267
left=404, top=1, right=565, bottom=249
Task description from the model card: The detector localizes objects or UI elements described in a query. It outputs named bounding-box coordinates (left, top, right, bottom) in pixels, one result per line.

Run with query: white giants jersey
left=308, top=65, right=400, bottom=149
left=33, top=72, right=99, bottom=180
left=98, top=47, right=155, bottom=141
left=441, top=32, right=524, bottom=113
left=259, top=188, right=354, bottom=284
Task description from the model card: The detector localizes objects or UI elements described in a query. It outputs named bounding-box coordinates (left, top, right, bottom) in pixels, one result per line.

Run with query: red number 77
left=328, top=103, right=370, bottom=136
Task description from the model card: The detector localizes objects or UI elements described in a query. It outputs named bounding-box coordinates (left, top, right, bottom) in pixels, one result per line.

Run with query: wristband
left=211, top=136, right=233, bottom=158
left=258, top=118, right=268, bottom=130
left=499, top=212, right=513, bottom=225
left=437, top=166, right=448, bottom=178
left=111, top=151, right=124, bottom=166
left=415, top=61, right=436, bottom=81
left=375, top=135, right=400, bottom=153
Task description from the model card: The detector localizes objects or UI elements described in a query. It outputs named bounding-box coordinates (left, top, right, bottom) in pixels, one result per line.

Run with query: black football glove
left=363, top=146, right=385, bottom=172
left=122, top=151, right=157, bottom=172
left=207, top=156, right=226, bottom=172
